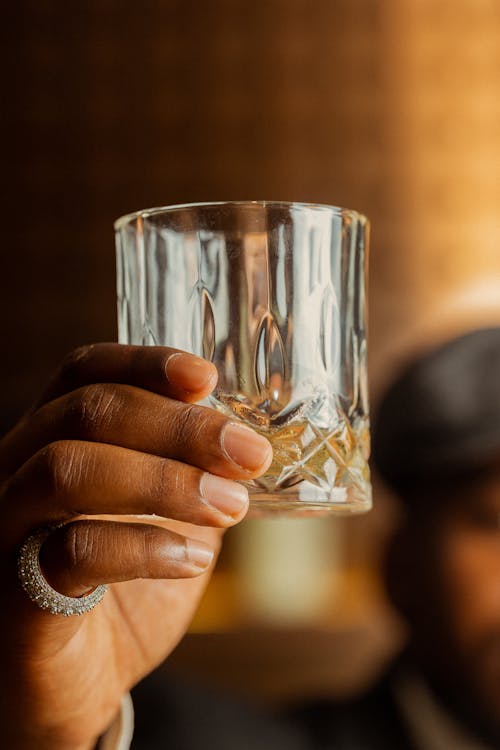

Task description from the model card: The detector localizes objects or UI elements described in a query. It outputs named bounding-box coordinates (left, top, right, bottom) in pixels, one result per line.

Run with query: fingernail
left=200, top=473, right=249, bottom=518
left=186, top=540, right=215, bottom=570
left=222, top=422, right=273, bottom=473
left=166, top=352, right=217, bottom=393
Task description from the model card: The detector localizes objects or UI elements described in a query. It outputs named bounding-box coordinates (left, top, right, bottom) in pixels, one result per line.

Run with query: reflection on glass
left=116, top=201, right=371, bottom=516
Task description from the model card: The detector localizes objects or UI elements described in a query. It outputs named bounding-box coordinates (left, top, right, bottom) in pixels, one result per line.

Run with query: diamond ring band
left=17, top=527, right=107, bottom=617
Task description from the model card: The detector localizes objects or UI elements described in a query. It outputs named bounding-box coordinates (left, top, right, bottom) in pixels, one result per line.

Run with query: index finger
left=33, top=343, right=218, bottom=410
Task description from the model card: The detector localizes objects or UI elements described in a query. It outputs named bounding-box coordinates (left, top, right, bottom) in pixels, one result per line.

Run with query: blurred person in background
left=362, top=325, right=500, bottom=749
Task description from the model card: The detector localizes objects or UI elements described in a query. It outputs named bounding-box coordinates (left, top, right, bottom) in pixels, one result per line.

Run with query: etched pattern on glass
left=116, top=203, right=370, bottom=513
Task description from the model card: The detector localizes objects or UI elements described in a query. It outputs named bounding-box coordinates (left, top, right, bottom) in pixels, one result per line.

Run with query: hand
left=0, top=344, right=272, bottom=750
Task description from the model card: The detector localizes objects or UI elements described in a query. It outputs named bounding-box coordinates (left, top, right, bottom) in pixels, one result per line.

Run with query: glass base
left=247, top=486, right=372, bottom=518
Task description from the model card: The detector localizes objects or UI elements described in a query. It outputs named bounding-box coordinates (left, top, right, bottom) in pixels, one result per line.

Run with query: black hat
left=372, top=327, right=500, bottom=495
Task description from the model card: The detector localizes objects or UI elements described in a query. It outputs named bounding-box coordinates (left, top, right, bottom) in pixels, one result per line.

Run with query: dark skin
left=0, top=344, right=272, bottom=750
left=389, top=467, right=500, bottom=745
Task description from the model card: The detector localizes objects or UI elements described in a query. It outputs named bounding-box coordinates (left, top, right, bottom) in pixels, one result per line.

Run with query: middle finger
left=5, top=440, right=249, bottom=541
left=5, top=383, right=272, bottom=480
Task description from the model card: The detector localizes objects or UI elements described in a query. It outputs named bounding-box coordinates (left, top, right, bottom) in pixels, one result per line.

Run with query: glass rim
left=114, top=200, right=369, bottom=231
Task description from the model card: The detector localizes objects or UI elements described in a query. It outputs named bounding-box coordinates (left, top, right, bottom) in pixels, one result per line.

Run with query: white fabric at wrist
left=98, top=693, right=134, bottom=750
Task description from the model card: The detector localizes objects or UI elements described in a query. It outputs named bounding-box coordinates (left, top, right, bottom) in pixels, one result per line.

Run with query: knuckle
left=144, top=458, right=190, bottom=515
left=153, top=458, right=174, bottom=508
left=173, top=403, right=208, bottom=448
left=169, top=463, right=189, bottom=501
left=141, top=525, right=161, bottom=577
left=38, top=440, right=82, bottom=498
left=66, top=383, right=121, bottom=437
left=60, top=522, right=97, bottom=572
left=139, top=456, right=168, bottom=514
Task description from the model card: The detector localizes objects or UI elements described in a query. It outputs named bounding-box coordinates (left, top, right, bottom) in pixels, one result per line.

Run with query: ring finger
left=3, top=440, right=249, bottom=547
left=38, top=520, right=216, bottom=598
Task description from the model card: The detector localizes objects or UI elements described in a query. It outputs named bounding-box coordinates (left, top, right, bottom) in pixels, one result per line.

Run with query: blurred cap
left=372, top=327, right=500, bottom=496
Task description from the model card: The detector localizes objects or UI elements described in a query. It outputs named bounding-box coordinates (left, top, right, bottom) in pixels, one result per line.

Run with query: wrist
left=3, top=693, right=134, bottom=750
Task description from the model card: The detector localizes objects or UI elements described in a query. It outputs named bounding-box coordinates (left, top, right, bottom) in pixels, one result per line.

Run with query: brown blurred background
left=3, top=0, right=500, bottom=705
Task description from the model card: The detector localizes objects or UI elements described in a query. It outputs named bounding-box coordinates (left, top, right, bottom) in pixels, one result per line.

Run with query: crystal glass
left=115, top=201, right=371, bottom=515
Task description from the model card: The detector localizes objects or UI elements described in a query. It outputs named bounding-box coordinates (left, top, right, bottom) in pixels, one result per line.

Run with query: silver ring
left=17, top=527, right=108, bottom=617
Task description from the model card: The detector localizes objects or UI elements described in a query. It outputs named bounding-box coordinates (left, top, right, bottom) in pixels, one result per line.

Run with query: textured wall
left=372, top=0, right=500, bottom=391
left=3, top=0, right=388, bottom=430
left=4, top=1, right=500, bottom=428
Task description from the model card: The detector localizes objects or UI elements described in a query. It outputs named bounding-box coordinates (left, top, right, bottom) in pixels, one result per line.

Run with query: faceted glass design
left=115, top=202, right=371, bottom=515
